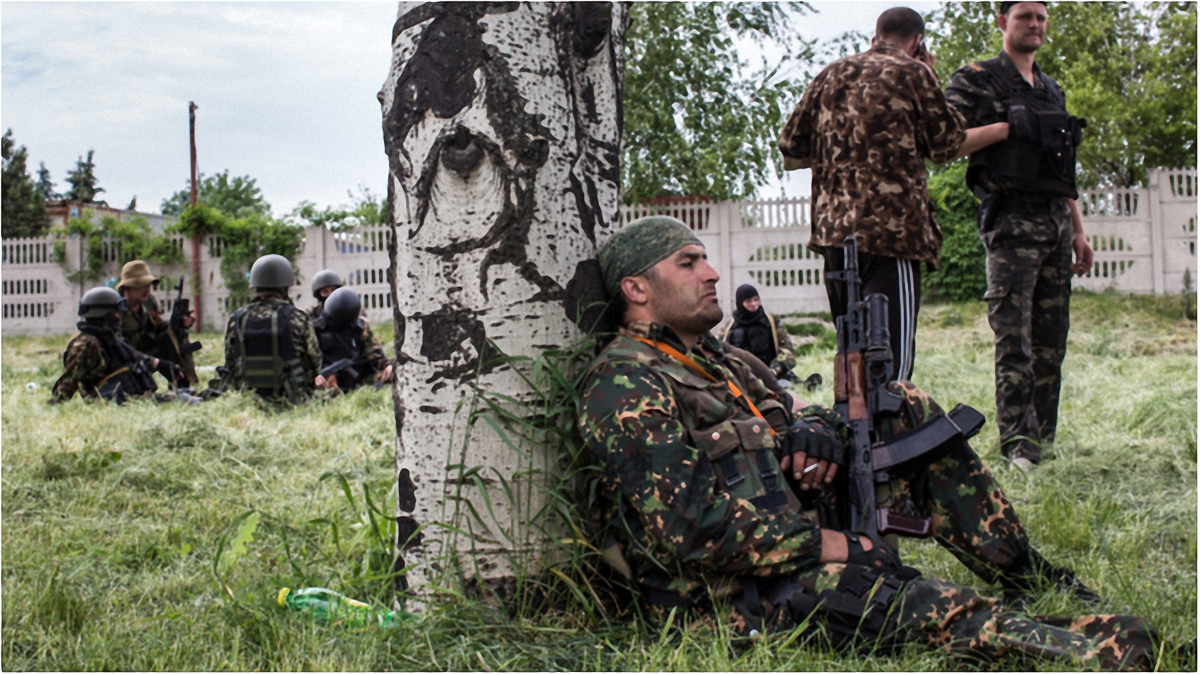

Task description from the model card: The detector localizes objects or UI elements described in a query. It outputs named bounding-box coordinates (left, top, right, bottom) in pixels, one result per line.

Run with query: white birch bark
left=379, top=1, right=625, bottom=600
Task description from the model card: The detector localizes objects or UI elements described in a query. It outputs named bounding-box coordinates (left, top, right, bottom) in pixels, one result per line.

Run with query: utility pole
left=188, top=101, right=202, bottom=330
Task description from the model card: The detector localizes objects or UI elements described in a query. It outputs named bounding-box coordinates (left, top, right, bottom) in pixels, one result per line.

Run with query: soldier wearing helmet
left=212, top=254, right=327, bottom=402
left=312, top=287, right=393, bottom=391
left=308, top=269, right=344, bottom=319
left=52, top=286, right=184, bottom=402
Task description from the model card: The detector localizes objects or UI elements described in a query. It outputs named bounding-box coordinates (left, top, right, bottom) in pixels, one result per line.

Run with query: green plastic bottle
left=277, top=587, right=415, bottom=629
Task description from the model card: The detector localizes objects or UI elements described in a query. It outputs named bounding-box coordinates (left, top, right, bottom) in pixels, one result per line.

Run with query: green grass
left=3, top=292, right=1196, bottom=670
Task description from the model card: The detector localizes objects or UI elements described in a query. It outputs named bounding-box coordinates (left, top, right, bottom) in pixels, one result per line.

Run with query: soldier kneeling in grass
left=577, top=216, right=1166, bottom=670
left=52, top=287, right=186, bottom=403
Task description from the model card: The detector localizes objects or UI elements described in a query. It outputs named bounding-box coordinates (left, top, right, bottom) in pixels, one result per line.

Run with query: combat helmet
left=78, top=286, right=123, bottom=318
left=311, top=269, right=344, bottom=299
left=323, top=287, right=362, bottom=329
left=249, top=254, right=295, bottom=292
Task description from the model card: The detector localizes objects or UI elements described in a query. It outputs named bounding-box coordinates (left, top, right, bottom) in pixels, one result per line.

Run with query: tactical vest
left=966, top=57, right=1085, bottom=199
left=589, top=335, right=795, bottom=518
left=232, top=302, right=307, bottom=403
left=313, top=316, right=370, bottom=390
left=77, top=323, right=158, bottom=403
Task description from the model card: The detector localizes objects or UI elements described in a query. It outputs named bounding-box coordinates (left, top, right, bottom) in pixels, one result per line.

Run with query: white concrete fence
left=2, top=168, right=1195, bottom=336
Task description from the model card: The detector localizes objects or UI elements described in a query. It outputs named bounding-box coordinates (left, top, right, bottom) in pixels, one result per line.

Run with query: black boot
left=998, top=548, right=1103, bottom=608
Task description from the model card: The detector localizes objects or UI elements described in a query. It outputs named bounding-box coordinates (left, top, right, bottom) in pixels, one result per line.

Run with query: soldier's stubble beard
left=645, top=277, right=724, bottom=341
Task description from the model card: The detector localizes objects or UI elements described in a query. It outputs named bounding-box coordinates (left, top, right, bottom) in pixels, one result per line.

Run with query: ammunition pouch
left=965, top=57, right=1084, bottom=200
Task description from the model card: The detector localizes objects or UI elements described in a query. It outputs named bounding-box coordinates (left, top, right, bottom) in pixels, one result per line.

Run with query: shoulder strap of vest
left=629, top=336, right=776, bottom=435
left=767, top=314, right=779, bottom=349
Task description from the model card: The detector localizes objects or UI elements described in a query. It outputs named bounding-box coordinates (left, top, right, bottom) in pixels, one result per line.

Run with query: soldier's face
left=999, top=3, right=1048, bottom=53
left=123, top=285, right=152, bottom=304
left=742, top=296, right=761, bottom=313
left=643, top=244, right=724, bottom=336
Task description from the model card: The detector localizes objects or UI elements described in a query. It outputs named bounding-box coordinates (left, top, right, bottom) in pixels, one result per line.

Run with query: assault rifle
left=166, top=277, right=202, bottom=385
left=831, top=235, right=986, bottom=538
left=319, top=346, right=386, bottom=389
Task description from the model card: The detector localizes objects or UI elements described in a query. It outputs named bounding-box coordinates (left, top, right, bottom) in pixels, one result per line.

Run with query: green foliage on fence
left=171, top=205, right=305, bottom=308
left=51, top=209, right=184, bottom=283
left=924, top=162, right=987, bottom=303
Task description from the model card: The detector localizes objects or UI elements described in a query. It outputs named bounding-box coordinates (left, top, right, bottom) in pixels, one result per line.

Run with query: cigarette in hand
left=803, top=463, right=820, bottom=474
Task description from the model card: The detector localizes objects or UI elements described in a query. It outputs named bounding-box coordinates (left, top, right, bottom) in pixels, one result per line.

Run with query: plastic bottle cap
left=277, top=587, right=291, bottom=606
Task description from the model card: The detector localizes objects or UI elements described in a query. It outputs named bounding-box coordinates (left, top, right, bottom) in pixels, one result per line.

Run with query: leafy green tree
left=160, top=170, right=271, bottom=218
left=923, top=161, right=988, bottom=302
left=64, top=150, right=105, bottom=203
left=2, top=129, right=51, bottom=238
left=928, top=2, right=1197, bottom=188
left=287, top=186, right=388, bottom=230
left=171, top=204, right=304, bottom=307
left=622, top=2, right=814, bottom=204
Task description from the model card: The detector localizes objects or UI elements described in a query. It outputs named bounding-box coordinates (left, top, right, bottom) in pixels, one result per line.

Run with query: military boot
left=998, top=548, right=1102, bottom=609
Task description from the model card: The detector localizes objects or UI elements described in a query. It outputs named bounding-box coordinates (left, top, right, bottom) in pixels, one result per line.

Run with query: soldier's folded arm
left=580, top=359, right=823, bottom=578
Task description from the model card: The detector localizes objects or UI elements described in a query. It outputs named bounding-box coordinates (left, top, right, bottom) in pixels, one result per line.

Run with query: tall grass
left=2, top=291, right=1195, bottom=670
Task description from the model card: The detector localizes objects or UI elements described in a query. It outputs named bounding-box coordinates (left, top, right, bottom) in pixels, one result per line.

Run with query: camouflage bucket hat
left=118, top=260, right=157, bottom=291
left=598, top=216, right=702, bottom=296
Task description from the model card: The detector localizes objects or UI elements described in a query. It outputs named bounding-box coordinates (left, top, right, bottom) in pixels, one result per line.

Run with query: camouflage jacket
left=52, top=325, right=155, bottom=401
left=577, top=321, right=820, bottom=598
left=778, top=42, right=967, bottom=265
left=119, top=296, right=169, bottom=357
left=217, top=295, right=323, bottom=392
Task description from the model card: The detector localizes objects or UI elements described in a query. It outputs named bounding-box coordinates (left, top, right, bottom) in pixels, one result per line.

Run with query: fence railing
left=2, top=169, right=1194, bottom=336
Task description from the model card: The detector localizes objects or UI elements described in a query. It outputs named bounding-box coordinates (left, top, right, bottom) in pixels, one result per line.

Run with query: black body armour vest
left=313, top=316, right=371, bottom=391
left=966, top=58, right=1085, bottom=199
left=232, top=303, right=307, bottom=403
left=77, top=322, right=158, bottom=402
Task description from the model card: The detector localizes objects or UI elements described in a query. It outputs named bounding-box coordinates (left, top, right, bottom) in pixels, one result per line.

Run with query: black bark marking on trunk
left=416, top=307, right=498, bottom=383
left=396, top=515, right=423, bottom=550
left=572, top=3, right=611, bottom=58
left=563, top=258, right=612, bottom=333
left=397, top=468, right=418, bottom=512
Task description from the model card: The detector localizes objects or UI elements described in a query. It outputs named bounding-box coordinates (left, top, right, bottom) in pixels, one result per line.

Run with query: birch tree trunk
left=379, top=1, right=625, bottom=600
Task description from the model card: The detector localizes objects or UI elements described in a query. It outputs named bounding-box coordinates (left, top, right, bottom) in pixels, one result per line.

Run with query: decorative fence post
left=379, top=2, right=625, bottom=601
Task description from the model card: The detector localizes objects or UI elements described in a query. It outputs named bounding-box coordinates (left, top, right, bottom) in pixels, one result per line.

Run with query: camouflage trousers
left=982, top=200, right=1075, bottom=461
left=770, top=564, right=1157, bottom=670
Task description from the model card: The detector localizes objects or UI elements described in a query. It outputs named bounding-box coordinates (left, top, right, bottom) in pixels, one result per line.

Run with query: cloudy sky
left=2, top=2, right=937, bottom=217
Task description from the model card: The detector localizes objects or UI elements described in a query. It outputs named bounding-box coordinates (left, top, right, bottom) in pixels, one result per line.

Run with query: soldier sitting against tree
left=312, top=287, right=393, bottom=392
left=52, top=287, right=185, bottom=403
left=576, top=216, right=1158, bottom=669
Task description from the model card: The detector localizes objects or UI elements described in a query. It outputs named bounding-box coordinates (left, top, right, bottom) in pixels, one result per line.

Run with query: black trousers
left=823, top=247, right=921, bottom=382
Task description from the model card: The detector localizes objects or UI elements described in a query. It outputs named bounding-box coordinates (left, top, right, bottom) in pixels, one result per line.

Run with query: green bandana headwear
left=598, top=216, right=703, bottom=296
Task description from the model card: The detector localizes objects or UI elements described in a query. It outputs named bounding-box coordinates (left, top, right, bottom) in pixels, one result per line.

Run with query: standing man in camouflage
left=945, top=1, right=1093, bottom=470
left=53, top=286, right=183, bottom=403
left=212, top=254, right=327, bottom=402
left=778, top=7, right=1011, bottom=381
left=577, top=215, right=1157, bottom=669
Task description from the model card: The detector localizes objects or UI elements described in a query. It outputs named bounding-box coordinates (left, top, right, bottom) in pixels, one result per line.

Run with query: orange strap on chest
left=631, top=336, right=776, bottom=435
